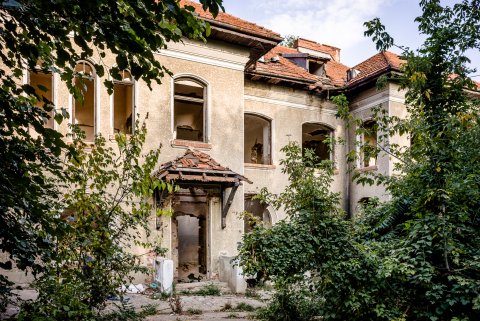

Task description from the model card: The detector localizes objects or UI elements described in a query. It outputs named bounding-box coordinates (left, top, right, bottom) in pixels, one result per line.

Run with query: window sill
left=356, top=165, right=378, bottom=172
left=171, top=139, right=212, bottom=150
left=244, top=163, right=276, bottom=170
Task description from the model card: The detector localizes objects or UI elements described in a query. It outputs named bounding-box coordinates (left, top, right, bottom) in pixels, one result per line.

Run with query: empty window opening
left=113, top=70, right=134, bottom=135
left=174, top=78, right=205, bottom=142
left=308, top=60, right=325, bottom=77
left=362, top=120, right=377, bottom=167
left=73, top=61, right=96, bottom=141
left=302, top=123, right=333, bottom=162
left=244, top=197, right=272, bottom=233
left=244, top=114, right=272, bottom=165
left=29, top=69, right=54, bottom=129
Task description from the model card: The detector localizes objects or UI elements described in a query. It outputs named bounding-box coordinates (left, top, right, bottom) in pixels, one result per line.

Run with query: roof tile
left=181, top=0, right=281, bottom=40
left=348, top=51, right=405, bottom=85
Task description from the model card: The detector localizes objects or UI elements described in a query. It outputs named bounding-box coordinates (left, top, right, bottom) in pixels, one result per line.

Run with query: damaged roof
left=295, top=38, right=341, bottom=62
left=347, top=51, right=405, bottom=87
left=181, top=0, right=281, bottom=40
left=247, top=45, right=350, bottom=89
left=154, top=149, right=252, bottom=186
left=180, top=1, right=282, bottom=66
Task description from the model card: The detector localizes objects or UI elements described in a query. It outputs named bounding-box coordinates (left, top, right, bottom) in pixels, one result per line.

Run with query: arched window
left=73, top=61, right=96, bottom=141
left=244, top=196, right=272, bottom=233
left=173, top=78, right=206, bottom=142
left=113, top=70, right=134, bottom=135
left=29, top=63, right=54, bottom=129
left=244, top=113, right=272, bottom=165
left=302, top=123, right=333, bottom=162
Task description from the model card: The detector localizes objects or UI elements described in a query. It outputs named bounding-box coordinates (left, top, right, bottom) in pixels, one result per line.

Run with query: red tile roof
left=249, top=45, right=350, bottom=88
left=325, top=60, right=350, bottom=86
left=252, top=45, right=319, bottom=83
left=295, top=38, right=341, bottom=62
left=154, top=149, right=252, bottom=184
left=181, top=0, right=281, bottom=40
left=348, top=51, right=405, bottom=86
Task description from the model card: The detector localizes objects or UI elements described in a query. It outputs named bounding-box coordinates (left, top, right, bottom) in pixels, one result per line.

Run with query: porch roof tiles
left=154, top=149, right=252, bottom=185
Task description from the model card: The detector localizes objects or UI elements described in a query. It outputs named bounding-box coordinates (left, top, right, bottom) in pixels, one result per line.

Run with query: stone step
left=175, top=280, right=231, bottom=295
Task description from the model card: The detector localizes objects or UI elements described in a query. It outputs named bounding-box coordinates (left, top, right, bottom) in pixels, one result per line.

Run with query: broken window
left=113, top=70, right=134, bottom=135
left=302, top=123, right=333, bottom=162
left=244, top=114, right=272, bottom=165
left=308, top=60, right=325, bottom=76
left=29, top=67, right=54, bottom=129
left=361, top=120, right=377, bottom=167
left=174, top=78, right=205, bottom=142
left=73, top=61, right=96, bottom=141
left=244, top=197, right=272, bottom=233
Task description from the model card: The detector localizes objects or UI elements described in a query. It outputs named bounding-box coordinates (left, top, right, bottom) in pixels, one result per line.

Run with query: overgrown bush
left=17, top=124, right=171, bottom=320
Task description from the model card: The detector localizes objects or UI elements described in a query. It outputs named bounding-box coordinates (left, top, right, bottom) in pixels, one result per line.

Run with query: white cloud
left=257, top=0, right=392, bottom=50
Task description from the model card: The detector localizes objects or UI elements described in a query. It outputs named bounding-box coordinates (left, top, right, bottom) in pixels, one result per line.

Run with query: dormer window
left=347, top=69, right=361, bottom=81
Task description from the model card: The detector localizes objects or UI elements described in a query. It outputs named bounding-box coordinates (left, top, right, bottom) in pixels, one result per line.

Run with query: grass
left=221, top=302, right=257, bottom=312
left=235, top=302, right=256, bottom=312
left=139, top=303, right=158, bottom=316
left=227, top=312, right=239, bottom=319
left=186, top=308, right=202, bottom=315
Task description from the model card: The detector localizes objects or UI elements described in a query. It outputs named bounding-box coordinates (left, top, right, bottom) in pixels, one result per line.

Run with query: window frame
left=357, top=119, right=378, bottom=169
left=25, top=63, right=57, bottom=130
left=244, top=112, right=273, bottom=165
left=171, top=75, right=209, bottom=143
left=110, top=69, right=135, bottom=135
left=301, top=122, right=335, bottom=163
left=71, top=60, right=98, bottom=142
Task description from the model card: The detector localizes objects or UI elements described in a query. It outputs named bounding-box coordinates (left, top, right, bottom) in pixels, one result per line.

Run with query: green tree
left=240, top=1, right=480, bottom=320
left=18, top=124, right=171, bottom=320
left=0, top=0, right=223, bottom=310
left=280, top=34, right=298, bottom=48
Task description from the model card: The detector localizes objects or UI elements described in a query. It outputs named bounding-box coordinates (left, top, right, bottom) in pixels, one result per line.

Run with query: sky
left=221, top=0, right=479, bottom=74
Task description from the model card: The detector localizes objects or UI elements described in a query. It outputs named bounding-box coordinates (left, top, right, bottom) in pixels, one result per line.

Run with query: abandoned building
left=9, top=0, right=479, bottom=291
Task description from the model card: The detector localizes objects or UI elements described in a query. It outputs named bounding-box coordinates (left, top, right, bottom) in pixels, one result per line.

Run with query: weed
left=227, top=312, right=239, bottom=319
left=186, top=308, right=202, bottom=315
left=245, top=288, right=260, bottom=299
left=139, top=303, right=158, bottom=316
left=192, top=283, right=221, bottom=296
left=168, top=294, right=183, bottom=314
left=221, top=302, right=233, bottom=311
left=235, top=302, right=256, bottom=312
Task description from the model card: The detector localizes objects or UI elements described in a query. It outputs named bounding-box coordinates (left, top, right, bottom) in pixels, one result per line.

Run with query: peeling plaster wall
left=243, top=80, right=348, bottom=221
left=347, top=83, right=408, bottom=214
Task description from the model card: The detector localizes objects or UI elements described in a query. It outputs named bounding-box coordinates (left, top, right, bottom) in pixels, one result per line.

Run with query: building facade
left=6, top=2, right=430, bottom=286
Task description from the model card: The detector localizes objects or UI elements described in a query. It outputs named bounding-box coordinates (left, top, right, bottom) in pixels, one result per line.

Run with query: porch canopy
left=153, top=149, right=252, bottom=228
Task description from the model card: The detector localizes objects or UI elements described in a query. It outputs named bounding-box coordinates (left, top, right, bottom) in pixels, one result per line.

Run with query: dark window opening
left=113, top=70, right=134, bottom=135
left=302, top=123, right=333, bottom=162
left=73, top=61, right=95, bottom=141
left=244, top=197, right=272, bottom=233
left=244, top=114, right=272, bottom=165
left=362, top=120, right=377, bottom=167
left=174, top=79, right=205, bottom=142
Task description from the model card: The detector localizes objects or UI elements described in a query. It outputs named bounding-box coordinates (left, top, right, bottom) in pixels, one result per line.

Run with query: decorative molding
left=351, top=96, right=405, bottom=115
left=244, top=94, right=337, bottom=115
left=156, top=48, right=245, bottom=71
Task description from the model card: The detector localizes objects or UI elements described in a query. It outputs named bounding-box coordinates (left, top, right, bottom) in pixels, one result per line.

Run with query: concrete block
left=218, top=256, right=247, bottom=294
left=155, top=258, right=173, bottom=294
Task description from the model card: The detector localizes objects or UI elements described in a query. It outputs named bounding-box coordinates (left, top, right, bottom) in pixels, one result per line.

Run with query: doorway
left=171, top=188, right=209, bottom=282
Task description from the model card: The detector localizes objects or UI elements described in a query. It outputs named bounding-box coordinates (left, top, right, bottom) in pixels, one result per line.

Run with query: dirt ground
left=2, top=288, right=269, bottom=320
